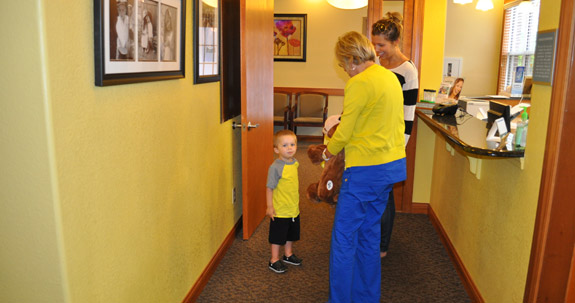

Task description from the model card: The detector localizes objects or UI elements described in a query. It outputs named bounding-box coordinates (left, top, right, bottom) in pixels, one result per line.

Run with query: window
left=498, top=0, right=540, bottom=94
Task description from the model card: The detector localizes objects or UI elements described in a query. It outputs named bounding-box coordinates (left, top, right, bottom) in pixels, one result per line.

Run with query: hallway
left=196, top=142, right=470, bottom=302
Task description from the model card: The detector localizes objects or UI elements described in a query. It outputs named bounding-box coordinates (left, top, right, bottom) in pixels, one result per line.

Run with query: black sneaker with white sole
left=282, top=254, right=302, bottom=266
left=269, top=260, right=288, bottom=273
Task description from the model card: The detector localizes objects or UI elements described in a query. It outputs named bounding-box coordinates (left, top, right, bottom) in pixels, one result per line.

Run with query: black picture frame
left=273, top=14, right=307, bottom=62
left=94, top=0, right=185, bottom=86
left=193, top=0, right=221, bottom=84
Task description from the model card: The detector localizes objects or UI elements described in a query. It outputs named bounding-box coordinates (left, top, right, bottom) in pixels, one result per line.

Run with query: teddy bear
left=306, top=116, right=345, bottom=206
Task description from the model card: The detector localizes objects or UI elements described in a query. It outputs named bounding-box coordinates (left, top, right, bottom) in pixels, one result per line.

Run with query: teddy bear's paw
left=307, top=144, right=327, bottom=165
left=306, top=183, right=321, bottom=203
left=327, top=200, right=337, bottom=208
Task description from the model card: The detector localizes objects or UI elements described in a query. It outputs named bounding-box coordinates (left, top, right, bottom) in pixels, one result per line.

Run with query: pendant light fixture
left=475, top=0, right=494, bottom=11
left=326, top=0, right=368, bottom=10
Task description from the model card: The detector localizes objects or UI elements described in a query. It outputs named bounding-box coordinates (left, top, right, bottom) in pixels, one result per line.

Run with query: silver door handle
left=232, top=121, right=259, bottom=130
left=247, top=122, right=259, bottom=129
left=232, top=122, right=242, bottom=129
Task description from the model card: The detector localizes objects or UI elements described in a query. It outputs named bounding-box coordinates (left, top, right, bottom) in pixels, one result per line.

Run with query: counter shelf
left=416, top=108, right=525, bottom=179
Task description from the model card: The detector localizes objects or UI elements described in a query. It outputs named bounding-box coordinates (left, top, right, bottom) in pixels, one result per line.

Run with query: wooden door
left=524, top=0, right=575, bottom=300
left=240, top=0, right=274, bottom=239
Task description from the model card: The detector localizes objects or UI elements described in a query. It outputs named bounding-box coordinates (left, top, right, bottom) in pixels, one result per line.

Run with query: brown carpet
left=196, top=142, right=471, bottom=303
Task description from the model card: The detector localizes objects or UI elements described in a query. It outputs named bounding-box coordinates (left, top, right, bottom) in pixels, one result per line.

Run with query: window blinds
left=498, top=0, right=540, bottom=94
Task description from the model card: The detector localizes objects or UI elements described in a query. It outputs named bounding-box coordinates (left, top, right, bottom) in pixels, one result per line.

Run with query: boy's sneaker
left=282, top=254, right=302, bottom=266
left=269, top=260, right=288, bottom=273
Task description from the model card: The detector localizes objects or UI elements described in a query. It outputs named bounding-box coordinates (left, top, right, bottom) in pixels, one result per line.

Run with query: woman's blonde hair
left=334, top=31, right=376, bottom=68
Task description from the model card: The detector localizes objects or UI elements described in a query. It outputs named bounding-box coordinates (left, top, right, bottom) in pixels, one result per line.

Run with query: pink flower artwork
left=275, top=20, right=297, bottom=38
left=273, top=15, right=306, bottom=61
left=288, top=39, right=301, bottom=47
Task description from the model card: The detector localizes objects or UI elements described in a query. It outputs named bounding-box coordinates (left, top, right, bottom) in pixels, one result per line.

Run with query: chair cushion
left=274, top=93, right=290, bottom=116
left=294, top=117, right=324, bottom=123
left=297, top=94, right=325, bottom=117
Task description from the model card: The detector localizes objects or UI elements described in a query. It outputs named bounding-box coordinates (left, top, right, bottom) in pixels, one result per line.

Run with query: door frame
left=368, top=0, right=425, bottom=213
left=523, top=0, right=575, bottom=301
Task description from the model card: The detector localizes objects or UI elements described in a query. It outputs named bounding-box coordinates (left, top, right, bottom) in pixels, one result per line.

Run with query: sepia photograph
left=161, top=4, right=177, bottom=61
left=110, top=0, right=135, bottom=61
left=138, top=0, right=158, bottom=61
left=94, top=0, right=185, bottom=86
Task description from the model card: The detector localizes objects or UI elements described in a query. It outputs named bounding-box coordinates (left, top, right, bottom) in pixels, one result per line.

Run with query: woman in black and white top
left=371, top=12, right=419, bottom=258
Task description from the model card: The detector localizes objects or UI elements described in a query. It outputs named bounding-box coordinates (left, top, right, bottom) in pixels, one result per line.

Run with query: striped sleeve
left=391, top=61, right=419, bottom=144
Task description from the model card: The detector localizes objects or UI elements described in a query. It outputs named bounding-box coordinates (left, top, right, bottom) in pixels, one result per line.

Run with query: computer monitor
left=487, top=100, right=511, bottom=134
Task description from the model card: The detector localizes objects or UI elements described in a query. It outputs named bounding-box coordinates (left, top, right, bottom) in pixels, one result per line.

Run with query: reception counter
left=416, top=109, right=525, bottom=157
left=416, top=107, right=525, bottom=178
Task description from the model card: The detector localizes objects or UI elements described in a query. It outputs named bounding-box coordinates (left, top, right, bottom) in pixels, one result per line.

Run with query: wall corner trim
left=182, top=218, right=243, bottom=302
left=428, top=207, right=485, bottom=302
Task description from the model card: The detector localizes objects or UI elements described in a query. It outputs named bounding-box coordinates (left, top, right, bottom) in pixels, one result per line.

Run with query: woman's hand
left=323, top=148, right=334, bottom=161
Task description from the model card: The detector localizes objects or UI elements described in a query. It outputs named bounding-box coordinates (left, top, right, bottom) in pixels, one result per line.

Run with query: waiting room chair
left=291, top=92, right=328, bottom=135
left=273, top=91, right=292, bottom=130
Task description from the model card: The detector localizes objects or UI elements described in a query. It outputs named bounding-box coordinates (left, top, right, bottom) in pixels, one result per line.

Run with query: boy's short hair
left=273, top=130, right=297, bottom=147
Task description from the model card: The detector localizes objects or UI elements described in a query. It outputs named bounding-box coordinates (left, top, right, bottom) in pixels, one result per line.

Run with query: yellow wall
left=1, top=1, right=242, bottom=302
left=412, top=0, right=447, bottom=203
left=1, top=1, right=69, bottom=302
left=444, top=0, right=503, bottom=95
left=417, top=0, right=561, bottom=301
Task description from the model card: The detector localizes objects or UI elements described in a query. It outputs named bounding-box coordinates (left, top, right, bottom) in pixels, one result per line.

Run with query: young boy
left=266, top=130, right=302, bottom=273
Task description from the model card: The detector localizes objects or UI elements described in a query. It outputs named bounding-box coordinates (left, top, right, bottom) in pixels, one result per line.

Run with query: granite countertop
left=416, top=108, right=525, bottom=158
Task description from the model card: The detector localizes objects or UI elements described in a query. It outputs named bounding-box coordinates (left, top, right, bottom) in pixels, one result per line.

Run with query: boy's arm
left=266, top=187, right=275, bottom=221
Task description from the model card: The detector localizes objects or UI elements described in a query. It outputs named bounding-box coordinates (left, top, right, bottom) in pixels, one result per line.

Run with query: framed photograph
left=274, top=14, right=307, bottom=62
left=193, top=0, right=220, bottom=84
left=94, top=0, right=185, bottom=86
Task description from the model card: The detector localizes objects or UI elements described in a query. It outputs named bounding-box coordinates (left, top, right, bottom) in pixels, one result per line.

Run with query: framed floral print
left=273, top=14, right=307, bottom=62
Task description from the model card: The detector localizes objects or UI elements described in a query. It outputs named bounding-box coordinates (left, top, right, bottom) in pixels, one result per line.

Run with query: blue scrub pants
left=328, top=159, right=406, bottom=303
left=380, top=190, right=396, bottom=253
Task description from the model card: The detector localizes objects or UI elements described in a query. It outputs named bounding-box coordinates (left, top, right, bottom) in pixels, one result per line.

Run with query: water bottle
left=514, top=108, right=528, bottom=149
